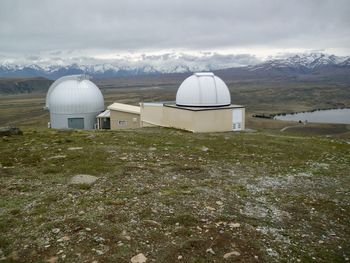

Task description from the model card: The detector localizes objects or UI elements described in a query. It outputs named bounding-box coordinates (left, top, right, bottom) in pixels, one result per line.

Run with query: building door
left=232, top=109, right=242, bottom=131
left=102, top=118, right=110, bottom=129
left=68, top=118, right=84, bottom=129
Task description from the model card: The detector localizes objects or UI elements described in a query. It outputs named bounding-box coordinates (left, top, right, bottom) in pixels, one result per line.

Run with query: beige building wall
left=163, top=106, right=196, bottom=131
left=140, top=104, right=164, bottom=127
left=192, top=109, right=233, bottom=132
left=141, top=104, right=245, bottom=133
left=110, top=110, right=140, bottom=129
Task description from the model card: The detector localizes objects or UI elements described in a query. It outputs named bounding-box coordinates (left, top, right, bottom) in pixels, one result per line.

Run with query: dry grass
left=0, top=128, right=349, bottom=262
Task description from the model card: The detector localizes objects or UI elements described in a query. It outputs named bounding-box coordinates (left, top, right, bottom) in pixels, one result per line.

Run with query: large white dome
left=176, top=72, right=231, bottom=107
left=46, top=75, right=104, bottom=114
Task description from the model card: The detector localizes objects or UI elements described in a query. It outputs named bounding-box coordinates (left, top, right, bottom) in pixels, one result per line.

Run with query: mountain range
left=0, top=53, right=349, bottom=80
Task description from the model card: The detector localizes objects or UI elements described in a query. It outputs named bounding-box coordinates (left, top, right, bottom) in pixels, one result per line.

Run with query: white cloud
left=0, top=0, right=349, bottom=58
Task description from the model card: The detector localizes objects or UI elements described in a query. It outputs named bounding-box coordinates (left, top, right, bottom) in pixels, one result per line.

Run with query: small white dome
left=46, top=75, right=104, bottom=114
left=176, top=72, right=231, bottom=107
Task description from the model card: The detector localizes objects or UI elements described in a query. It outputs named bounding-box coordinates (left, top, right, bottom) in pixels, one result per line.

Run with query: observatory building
left=102, top=72, right=245, bottom=132
left=139, top=72, right=245, bottom=132
left=45, top=75, right=104, bottom=129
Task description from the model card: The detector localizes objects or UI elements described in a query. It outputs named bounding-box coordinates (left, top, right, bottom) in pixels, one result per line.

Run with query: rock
left=178, top=255, right=183, bottom=260
left=223, top=251, right=241, bottom=258
left=216, top=201, right=223, bottom=206
left=206, top=206, right=216, bottom=211
left=124, top=235, right=131, bottom=241
left=85, top=228, right=92, bottom=232
left=52, top=228, right=60, bottom=234
left=143, top=220, right=161, bottom=227
left=229, top=222, right=240, bottom=228
left=95, top=249, right=104, bottom=255
left=122, top=230, right=131, bottom=240
left=70, top=174, right=98, bottom=185
left=0, top=127, right=22, bottom=136
left=67, top=147, right=83, bottom=151
left=131, top=253, right=147, bottom=263
left=94, top=236, right=105, bottom=243
left=206, top=248, right=215, bottom=255
left=48, top=155, right=66, bottom=160
left=201, top=146, right=209, bottom=152
left=46, top=256, right=58, bottom=263
left=148, top=147, right=157, bottom=151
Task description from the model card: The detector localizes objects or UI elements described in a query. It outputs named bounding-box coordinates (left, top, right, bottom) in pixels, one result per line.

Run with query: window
left=133, top=117, right=138, bottom=123
left=117, top=120, right=127, bottom=126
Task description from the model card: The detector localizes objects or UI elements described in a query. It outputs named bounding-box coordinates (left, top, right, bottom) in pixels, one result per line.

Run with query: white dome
left=46, top=75, right=104, bottom=114
left=176, top=72, right=231, bottom=107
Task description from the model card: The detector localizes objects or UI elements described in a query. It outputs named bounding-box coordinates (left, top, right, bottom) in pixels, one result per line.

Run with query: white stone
left=223, top=251, right=241, bottom=258
left=68, top=147, right=83, bottom=151
left=52, top=228, right=60, bottom=234
left=131, top=253, right=147, bottom=263
left=229, top=222, right=241, bottom=228
left=201, top=146, right=209, bottom=152
left=206, top=248, right=215, bottom=255
left=70, top=174, right=98, bottom=185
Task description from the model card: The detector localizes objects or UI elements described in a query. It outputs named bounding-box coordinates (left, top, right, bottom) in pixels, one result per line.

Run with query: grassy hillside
left=0, top=77, right=349, bottom=262
left=0, top=78, right=53, bottom=95
left=0, top=128, right=349, bottom=262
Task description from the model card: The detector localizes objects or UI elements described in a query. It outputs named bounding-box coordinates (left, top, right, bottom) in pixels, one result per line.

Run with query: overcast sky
left=1, top=0, right=350, bottom=61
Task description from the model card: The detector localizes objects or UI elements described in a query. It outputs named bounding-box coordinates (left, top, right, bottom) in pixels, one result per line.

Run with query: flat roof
left=163, top=103, right=244, bottom=112
left=108, top=103, right=140, bottom=114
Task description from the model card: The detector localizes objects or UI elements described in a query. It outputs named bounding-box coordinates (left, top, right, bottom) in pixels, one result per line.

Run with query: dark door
left=102, top=118, right=110, bottom=129
left=68, top=118, right=84, bottom=129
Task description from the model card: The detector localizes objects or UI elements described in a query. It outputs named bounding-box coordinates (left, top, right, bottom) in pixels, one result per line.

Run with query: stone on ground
left=131, top=253, right=147, bottom=263
left=70, top=174, right=98, bottom=185
left=223, top=251, right=241, bottom=258
left=67, top=147, right=83, bottom=151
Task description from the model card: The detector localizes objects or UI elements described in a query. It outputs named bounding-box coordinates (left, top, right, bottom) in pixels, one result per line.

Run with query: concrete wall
left=163, top=107, right=235, bottom=133
left=50, top=112, right=99, bottom=129
left=163, top=106, right=195, bottom=131
left=192, top=109, right=233, bottom=132
left=110, top=110, right=140, bottom=129
left=140, top=104, right=164, bottom=127
left=140, top=104, right=245, bottom=133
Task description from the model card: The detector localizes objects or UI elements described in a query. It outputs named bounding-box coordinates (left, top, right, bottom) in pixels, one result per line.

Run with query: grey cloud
left=0, top=0, right=349, bottom=56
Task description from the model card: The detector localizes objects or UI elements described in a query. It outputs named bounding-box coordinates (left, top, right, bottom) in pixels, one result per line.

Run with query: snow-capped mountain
left=0, top=52, right=349, bottom=79
left=248, top=53, right=349, bottom=72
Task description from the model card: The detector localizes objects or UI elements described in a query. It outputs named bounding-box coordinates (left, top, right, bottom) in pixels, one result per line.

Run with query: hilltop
left=0, top=127, right=349, bottom=262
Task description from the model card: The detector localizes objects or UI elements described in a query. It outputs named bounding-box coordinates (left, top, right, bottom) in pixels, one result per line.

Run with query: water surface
left=274, top=108, right=350, bottom=124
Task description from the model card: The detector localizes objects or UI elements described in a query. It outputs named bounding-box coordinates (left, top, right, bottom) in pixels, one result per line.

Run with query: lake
left=274, top=108, right=350, bottom=124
